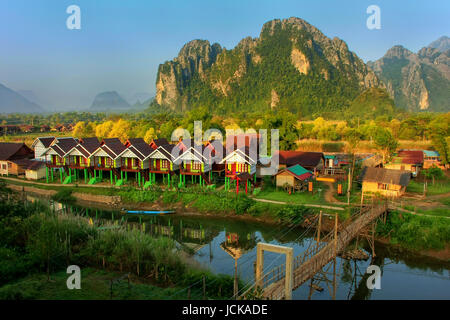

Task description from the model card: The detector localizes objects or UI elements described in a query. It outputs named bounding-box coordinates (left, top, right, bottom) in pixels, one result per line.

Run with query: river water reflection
left=34, top=196, right=450, bottom=300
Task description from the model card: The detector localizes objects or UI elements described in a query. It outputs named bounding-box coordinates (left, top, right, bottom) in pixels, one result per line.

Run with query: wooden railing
left=241, top=203, right=388, bottom=300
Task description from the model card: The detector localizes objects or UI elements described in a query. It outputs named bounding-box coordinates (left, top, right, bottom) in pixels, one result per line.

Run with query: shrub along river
left=29, top=195, right=450, bottom=300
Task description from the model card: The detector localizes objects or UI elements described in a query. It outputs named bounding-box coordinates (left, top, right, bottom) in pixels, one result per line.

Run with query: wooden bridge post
left=255, top=244, right=264, bottom=288
left=255, top=243, right=294, bottom=300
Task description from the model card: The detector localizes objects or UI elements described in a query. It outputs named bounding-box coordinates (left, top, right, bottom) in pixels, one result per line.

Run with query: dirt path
left=323, top=181, right=346, bottom=205
left=253, top=198, right=344, bottom=211
left=0, top=176, right=120, bottom=189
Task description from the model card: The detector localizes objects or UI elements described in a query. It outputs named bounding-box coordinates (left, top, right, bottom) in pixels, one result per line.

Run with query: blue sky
left=0, top=0, right=449, bottom=109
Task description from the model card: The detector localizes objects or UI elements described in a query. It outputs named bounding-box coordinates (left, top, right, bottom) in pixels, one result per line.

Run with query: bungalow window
left=378, top=183, right=388, bottom=190
left=134, top=159, right=139, bottom=167
left=2, top=164, right=6, bottom=170
left=192, top=162, right=201, bottom=171
left=161, top=160, right=169, bottom=169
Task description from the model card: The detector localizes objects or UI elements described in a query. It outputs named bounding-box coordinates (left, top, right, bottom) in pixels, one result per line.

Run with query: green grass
left=407, top=179, right=450, bottom=195
left=255, top=180, right=327, bottom=205
left=0, top=268, right=205, bottom=300
left=377, top=210, right=450, bottom=250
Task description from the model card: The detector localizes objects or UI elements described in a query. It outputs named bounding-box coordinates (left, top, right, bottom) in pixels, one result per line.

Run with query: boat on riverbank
left=122, top=210, right=175, bottom=215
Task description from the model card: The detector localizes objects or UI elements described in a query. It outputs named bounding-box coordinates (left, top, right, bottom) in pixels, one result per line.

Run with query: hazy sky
left=0, top=0, right=449, bottom=110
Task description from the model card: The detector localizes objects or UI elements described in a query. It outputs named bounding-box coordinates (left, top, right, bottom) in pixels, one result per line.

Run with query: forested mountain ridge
left=155, top=17, right=383, bottom=116
left=368, top=40, right=450, bottom=112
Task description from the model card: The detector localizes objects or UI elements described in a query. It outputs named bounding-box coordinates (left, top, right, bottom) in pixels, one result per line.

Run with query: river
left=29, top=195, right=450, bottom=300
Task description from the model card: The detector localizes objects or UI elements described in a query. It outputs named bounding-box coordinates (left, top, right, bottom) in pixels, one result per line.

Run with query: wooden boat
left=122, top=210, right=175, bottom=215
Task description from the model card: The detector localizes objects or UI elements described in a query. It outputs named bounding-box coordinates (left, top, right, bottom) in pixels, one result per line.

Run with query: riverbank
left=2, top=177, right=449, bottom=262
left=0, top=189, right=240, bottom=300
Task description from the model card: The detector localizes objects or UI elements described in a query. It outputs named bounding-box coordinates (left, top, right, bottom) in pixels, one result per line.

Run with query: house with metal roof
left=423, top=150, right=445, bottom=169
left=275, top=164, right=313, bottom=192
left=384, top=150, right=424, bottom=177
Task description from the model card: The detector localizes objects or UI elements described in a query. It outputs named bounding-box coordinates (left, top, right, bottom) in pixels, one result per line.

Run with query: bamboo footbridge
left=241, top=202, right=389, bottom=300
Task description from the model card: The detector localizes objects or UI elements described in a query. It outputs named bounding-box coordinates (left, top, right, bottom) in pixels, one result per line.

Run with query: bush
left=276, top=205, right=308, bottom=224
left=51, top=189, right=76, bottom=204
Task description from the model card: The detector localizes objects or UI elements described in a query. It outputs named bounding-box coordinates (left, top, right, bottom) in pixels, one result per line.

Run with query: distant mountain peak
left=428, top=36, right=450, bottom=52
left=383, top=45, right=413, bottom=59
left=0, top=83, right=43, bottom=114
left=90, top=91, right=130, bottom=111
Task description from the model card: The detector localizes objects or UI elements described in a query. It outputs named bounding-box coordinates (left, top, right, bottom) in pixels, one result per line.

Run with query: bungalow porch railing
left=121, top=158, right=140, bottom=170
left=92, top=157, right=114, bottom=169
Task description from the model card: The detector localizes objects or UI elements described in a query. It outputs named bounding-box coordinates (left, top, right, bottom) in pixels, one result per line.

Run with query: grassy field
left=254, top=178, right=327, bottom=205
left=406, top=179, right=450, bottom=195
left=295, top=139, right=433, bottom=153
left=0, top=268, right=203, bottom=300
left=0, top=131, right=72, bottom=146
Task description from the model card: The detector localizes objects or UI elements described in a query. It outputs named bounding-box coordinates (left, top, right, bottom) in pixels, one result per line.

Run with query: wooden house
left=31, top=137, right=55, bottom=161
left=275, top=164, right=313, bottom=192
left=88, top=138, right=126, bottom=184
left=62, top=138, right=101, bottom=184
left=24, top=160, right=47, bottom=180
left=220, top=147, right=257, bottom=194
left=385, top=150, right=423, bottom=177
left=146, top=144, right=179, bottom=186
left=360, top=167, right=410, bottom=198
left=275, top=151, right=325, bottom=174
left=42, top=138, right=78, bottom=168
left=0, top=143, right=34, bottom=176
left=41, top=138, right=79, bottom=183
left=116, top=141, right=153, bottom=186
left=423, top=150, right=445, bottom=170
left=173, top=144, right=212, bottom=186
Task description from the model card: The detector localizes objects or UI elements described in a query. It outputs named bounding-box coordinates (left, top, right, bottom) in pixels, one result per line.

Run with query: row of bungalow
left=1, top=136, right=446, bottom=199
left=31, top=136, right=262, bottom=192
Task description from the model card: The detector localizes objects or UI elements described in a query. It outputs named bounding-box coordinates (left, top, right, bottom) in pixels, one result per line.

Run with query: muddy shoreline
left=6, top=181, right=449, bottom=262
